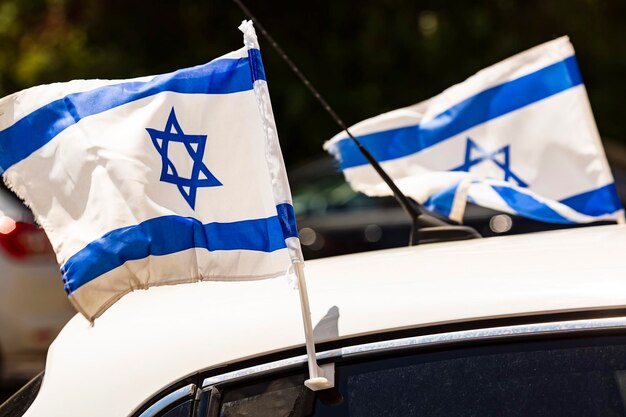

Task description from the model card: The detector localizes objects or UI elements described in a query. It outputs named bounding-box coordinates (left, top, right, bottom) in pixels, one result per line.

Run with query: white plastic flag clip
left=294, top=261, right=335, bottom=390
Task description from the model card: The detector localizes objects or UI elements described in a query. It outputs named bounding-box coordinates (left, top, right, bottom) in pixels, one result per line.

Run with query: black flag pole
left=231, top=0, right=424, bottom=246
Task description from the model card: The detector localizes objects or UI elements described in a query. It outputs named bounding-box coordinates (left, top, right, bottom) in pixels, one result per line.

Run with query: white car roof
left=25, top=224, right=626, bottom=417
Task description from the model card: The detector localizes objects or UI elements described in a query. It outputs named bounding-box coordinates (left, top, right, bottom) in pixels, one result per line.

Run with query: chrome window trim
left=202, top=316, right=626, bottom=388
left=138, top=384, right=195, bottom=417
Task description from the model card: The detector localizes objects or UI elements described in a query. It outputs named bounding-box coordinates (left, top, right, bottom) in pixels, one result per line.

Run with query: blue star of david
left=452, top=137, right=528, bottom=187
left=146, top=107, right=222, bottom=209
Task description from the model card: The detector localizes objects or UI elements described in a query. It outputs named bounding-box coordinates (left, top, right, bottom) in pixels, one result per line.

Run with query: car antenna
left=231, top=0, right=435, bottom=245
left=233, top=0, right=481, bottom=245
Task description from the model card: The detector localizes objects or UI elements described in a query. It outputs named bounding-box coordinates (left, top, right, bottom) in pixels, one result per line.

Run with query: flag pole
left=294, top=261, right=334, bottom=390
left=238, top=20, right=333, bottom=391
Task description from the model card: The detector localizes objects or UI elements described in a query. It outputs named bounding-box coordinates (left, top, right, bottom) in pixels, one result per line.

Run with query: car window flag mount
left=0, top=22, right=332, bottom=391
left=240, top=21, right=334, bottom=391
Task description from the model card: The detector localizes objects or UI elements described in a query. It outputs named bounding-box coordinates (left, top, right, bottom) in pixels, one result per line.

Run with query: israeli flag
left=325, top=37, right=624, bottom=225
left=0, top=21, right=302, bottom=321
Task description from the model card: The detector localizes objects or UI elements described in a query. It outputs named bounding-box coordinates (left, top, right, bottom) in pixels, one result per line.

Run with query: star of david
left=146, top=107, right=222, bottom=209
left=452, top=137, right=528, bottom=187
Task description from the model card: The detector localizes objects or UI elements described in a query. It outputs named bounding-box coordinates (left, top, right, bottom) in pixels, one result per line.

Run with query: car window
left=291, top=170, right=397, bottom=218
left=0, top=372, right=44, bottom=417
left=212, top=335, right=626, bottom=417
left=219, top=374, right=314, bottom=417
left=160, top=400, right=193, bottom=417
left=136, top=384, right=195, bottom=417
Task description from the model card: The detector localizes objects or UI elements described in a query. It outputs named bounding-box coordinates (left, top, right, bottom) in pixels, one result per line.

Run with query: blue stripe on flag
left=248, top=48, right=266, bottom=82
left=60, top=203, right=298, bottom=295
left=425, top=183, right=620, bottom=223
left=276, top=201, right=298, bottom=238
left=491, top=185, right=574, bottom=224
left=0, top=51, right=265, bottom=174
left=332, top=56, right=583, bottom=170
left=423, top=182, right=460, bottom=219
left=559, top=183, right=622, bottom=217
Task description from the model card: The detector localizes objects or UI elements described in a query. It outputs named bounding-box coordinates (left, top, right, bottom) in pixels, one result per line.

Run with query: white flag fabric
left=0, top=21, right=302, bottom=321
left=325, top=36, right=624, bottom=224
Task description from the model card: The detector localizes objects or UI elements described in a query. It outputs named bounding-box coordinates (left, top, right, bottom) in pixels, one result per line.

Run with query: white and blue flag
left=325, top=36, right=624, bottom=224
left=0, top=21, right=302, bottom=321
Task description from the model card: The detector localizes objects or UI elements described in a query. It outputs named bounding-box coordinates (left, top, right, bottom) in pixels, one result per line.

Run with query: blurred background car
left=289, top=156, right=619, bottom=259
left=0, top=183, right=74, bottom=395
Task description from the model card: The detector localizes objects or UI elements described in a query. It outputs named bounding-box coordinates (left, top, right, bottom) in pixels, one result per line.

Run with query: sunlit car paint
left=11, top=224, right=626, bottom=416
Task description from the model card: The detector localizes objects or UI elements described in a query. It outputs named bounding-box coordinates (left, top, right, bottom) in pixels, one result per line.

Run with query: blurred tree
left=0, top=0, right=624, bottom=167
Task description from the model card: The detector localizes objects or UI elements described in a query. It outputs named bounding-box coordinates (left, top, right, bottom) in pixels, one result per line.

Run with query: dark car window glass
left=292, top=173, right=397, bottom=218
left=219, top=374, right=313, bottom=417
left=0, top=372, right=44, bottom=417
left=136, top=384, right=195, bottom=417
left=216, top=336, right=626, bottom=417
left=160, top=400, right=193, bottom=417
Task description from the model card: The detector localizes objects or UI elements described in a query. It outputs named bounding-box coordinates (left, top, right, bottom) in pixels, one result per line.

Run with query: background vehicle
left=0, top=184, right=74, bottom=389
left=3, top=224, right=626, bottom=416
left=289, top=156, right=615, bottom=259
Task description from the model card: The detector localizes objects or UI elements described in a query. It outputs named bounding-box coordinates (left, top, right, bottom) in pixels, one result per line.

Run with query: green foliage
left=0, top=0, right=624, bottom=166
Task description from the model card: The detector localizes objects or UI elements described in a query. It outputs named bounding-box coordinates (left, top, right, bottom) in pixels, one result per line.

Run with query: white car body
left=13, top=224, right=626, bottom=416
